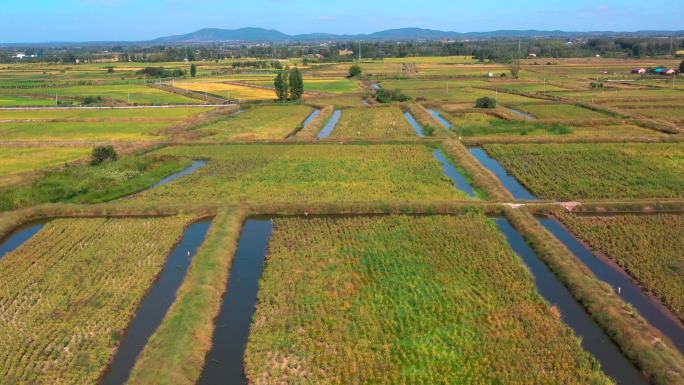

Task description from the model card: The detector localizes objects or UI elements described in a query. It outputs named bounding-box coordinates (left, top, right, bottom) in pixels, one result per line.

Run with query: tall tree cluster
left=274, top=67, right=303, bottom=101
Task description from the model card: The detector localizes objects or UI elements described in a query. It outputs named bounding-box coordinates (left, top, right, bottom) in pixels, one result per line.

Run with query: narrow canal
left=540, top=217, right=684, bottom=354
left=469, top=147, right=538, bottom=200
left=496, top=218, right=647, bottom=385
left=100, top=219, right=213, bottom=385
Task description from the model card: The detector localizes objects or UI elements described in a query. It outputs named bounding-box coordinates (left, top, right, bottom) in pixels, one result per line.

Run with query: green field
left=2, top=84, right=202, bottom=105
left=135, top=144, right=466, bottom=203
left=198, top=104, right=313, bottom=140
left=332, top=106, right=417, bottom=138
left=0, top=216, right=195, bottom=385
left=484, top=143, right=684, bottom=200
left=558, top=213, right=684, bottom=320
left=0, top=155, right=190, bottom=211
left=246, top=214, right=612, bottom=384
left=0, top=146, right=91, bottom=176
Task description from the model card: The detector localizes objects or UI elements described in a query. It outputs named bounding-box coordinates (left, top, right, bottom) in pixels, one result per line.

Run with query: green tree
left=289, top=67, right=304, bottom=100
left=190, top=63, right=197, bottom=78
left=348, top=64, right=362, bottom=78
left=90, top=146, right=118, bottom=165
left=509, top=61, right=520, bottom=78
left=680, top=60, right=684, bottom=73
left=274, top=72, right=289, bottom=101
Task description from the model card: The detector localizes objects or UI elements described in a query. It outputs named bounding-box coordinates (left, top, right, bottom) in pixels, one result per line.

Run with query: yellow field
left=0, top=146, right=91, bottom=176
left=174, top=81, right=274, bottom=100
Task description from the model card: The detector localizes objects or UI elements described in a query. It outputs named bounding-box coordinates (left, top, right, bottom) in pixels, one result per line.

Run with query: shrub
left=82, top=96, right=104, bottom=105
left=376, top=88, right=409, bottom=103
left=475, top=97, right=497, bottom=109
left=348, top=64, right=362, bottom=78
left=91, top=145, right=118, bottom=165
left=423, top=125, right=436, bottom=137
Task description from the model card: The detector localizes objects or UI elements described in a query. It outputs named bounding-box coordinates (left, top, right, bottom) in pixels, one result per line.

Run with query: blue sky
left=3, top=0, right=683, bottom=42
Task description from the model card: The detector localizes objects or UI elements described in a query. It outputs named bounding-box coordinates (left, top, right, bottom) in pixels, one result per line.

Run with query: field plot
left=0, top=146, right=90, bottom=176
left=0, top=216, right=195, bottom=385
left=508, top=103, right=612, bottom=120
left=0, top=155, right=191, bottom=211
left=331, top=106, right=416, bottom=138
left=558, top=213, right=684, bottom=321
left=483, top=143, right=684, bottom=200
left=444, top=110, right=662, bottom=138
left=174, top=81, right=274, bottom=101
left=246, top=78, right=360, bottom=94
left=136, top=144, right=466, bottom=203
left=0, top=107, right=212, bottom=142
left=1, top=84, right=202, bottom=105
left=0, top=94, right=55, bottom=107
left=198, top=105, right=313, bottom=140
left=245, top=214, right=611, bottom=385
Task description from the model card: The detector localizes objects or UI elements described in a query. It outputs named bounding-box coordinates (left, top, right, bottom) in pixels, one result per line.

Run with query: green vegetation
left=246, top=214, right=612, bottom=384
left=0, top=216, right=195, bottom=385
left=484, top=143, right=684, bottom=200
left=457, top=119, right=573, bottom=136
left=289, top=67, right=304, bottom=100
left=137, top=66, right=186, bottom=78
left=198, top=105, right=313, bottom=140
left=475, top=96, right=497, bottom=108
left=274, top=72, right=289, bottom=101
left=332, top=107, right=416, bottom=138
left=348, top=64, right=362, bottom=78
left=376, top=88, right=409, bottom=103
left=90, top=145, right=117, bottom=165
left=135, top=144, right=466, bottom=204
left=0, top=155, right=191, bottom=211
left=558, top=213, right=684, bottom=320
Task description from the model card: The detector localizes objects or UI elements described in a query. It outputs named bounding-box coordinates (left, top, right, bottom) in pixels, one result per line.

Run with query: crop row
left=245, top=214, right=612, bottom=385
left=0, top=216, right=194, bottom=385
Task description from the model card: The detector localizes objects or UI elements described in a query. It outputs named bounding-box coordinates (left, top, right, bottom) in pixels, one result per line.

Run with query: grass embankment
left=557, top=213, right=684, bottom=321
left=0, top=216, right=196, bottom=385
left=198, top=104, right=313, bottom=141
left=484, top=143, right=684, bottom=200
left=127, top=208, right=244, bottom=385
left=332, top=106, right=416, bottom=138
left=135, top=144, right=468, bottom=204
left=0, top=155, right=192, bottom=211
left=404, top=103, right=450, bottom=136
left=505, top=207, right=684, bottom=385
left=246, top=214, right=613, bottom=384
left=295, top=105, right=334, bottom=140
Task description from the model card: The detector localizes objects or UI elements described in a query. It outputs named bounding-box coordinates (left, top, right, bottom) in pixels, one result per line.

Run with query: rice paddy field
left=245, top=214, right=612, bottom=385
left=134, top=144, right=466, bottom=203
left=198, top=104, right=313, bottom=140
left=0, top=107, right=213, bottom=142
left=558, top=213, right=684, bottom=321
left=0, top=146, right=91, bottom=176
left=332, top=106, right=417, bottom=138
left=483, top=143, right=684, bottom=200
left=1, top=54, right=684, bottom=385
left=0, top=216, right=195, bottom=385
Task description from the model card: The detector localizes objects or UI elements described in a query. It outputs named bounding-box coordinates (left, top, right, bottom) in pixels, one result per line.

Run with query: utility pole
left=518, top=39, right=521, bottom=58
left=358, top=41, right=361, bottom=62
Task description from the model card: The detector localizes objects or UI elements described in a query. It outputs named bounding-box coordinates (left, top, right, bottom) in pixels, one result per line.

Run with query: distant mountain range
left=3, top=27, right=684, bottom=46
left=151, top=27, right=684, bottom=43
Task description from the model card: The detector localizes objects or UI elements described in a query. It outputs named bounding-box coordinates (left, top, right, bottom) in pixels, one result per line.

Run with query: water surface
left=403, top=111, right=425, bottom=137
left=428, top=109, right=453, bottom=129
left=144, top=160, right=207, bottom=192
left=302, top=109, right=321, bottom=128
left=0, top=222, right=45, bottom=260
left=317, top=110, right=342, bottom=139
